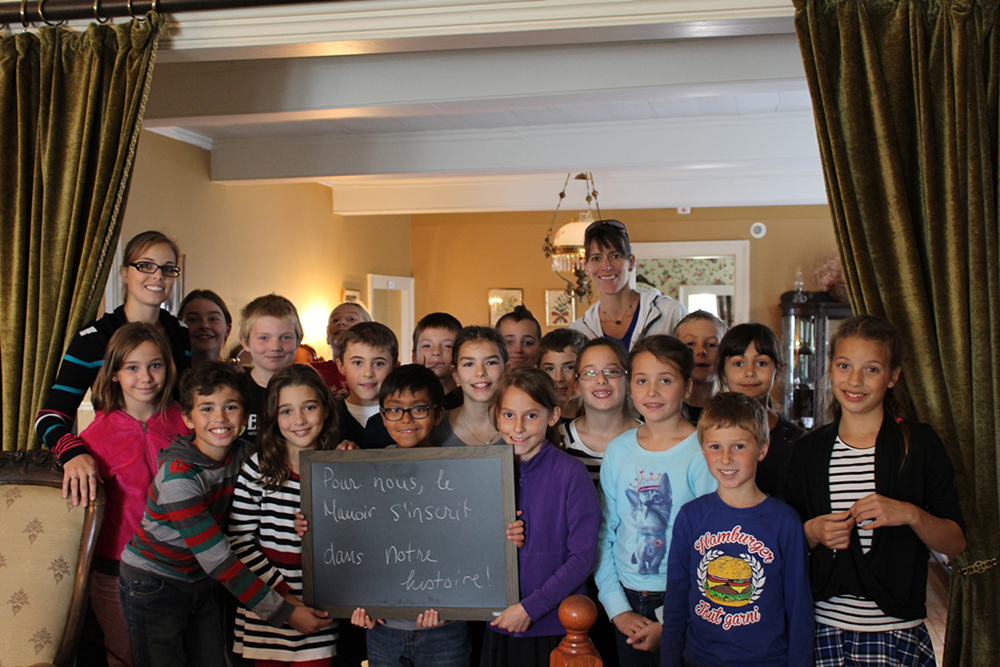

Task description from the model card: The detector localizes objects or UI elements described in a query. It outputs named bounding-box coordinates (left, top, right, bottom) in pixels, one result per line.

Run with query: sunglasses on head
left=585, top=219, right=629, bottom=237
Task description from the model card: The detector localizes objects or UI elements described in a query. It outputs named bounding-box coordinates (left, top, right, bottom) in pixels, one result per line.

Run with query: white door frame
left=367, top=273, right=416, bottom=363
left=632, top=240, right=750, bottom=325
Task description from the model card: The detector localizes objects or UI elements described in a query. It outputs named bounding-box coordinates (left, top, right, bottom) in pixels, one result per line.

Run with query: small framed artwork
left=488, top=288, right=523, bottom=326
left=342, top=288, right=361, bottom=304
left=545, top=289, right=576, bottom=327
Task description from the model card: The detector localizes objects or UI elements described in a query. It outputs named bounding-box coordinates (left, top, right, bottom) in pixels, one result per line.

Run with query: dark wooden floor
left=926, top=556, right=950, bottom=665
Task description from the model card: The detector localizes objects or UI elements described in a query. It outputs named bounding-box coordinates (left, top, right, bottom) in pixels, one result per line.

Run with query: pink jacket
left=80, top=407, right=189, bottom=561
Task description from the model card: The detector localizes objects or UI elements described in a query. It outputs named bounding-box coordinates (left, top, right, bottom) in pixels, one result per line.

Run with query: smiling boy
left=660, top=392, right=812, bottom=667
left=238, top=294, right=303, bottom=440
left=118, top=361, right=331, bottom=666
left=411, top=312, right=463, bottom=407
left=335, top=322, right=399, bottom=448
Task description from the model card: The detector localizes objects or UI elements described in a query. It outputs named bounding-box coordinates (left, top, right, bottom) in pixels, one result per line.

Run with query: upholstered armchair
left=0, top=449, right=104, bottom=667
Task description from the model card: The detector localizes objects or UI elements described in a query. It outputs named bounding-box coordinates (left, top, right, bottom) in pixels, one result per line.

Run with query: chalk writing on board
left=301, top=446, right=518, bottom=621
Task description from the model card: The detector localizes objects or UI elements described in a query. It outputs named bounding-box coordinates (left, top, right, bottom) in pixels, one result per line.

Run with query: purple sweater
left=495, top=441, right=602, bottom=638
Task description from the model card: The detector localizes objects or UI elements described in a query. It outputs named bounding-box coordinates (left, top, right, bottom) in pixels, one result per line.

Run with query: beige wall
left=121, top=132, right=836, bottom=353
left=122, top=131, right=411, bottom=356
left=410, top=206, right=839, bottom=335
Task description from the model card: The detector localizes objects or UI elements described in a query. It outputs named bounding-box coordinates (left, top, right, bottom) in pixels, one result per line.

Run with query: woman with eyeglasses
left=36, top=230, right=191, bottom=509
left=570, top=219, right=687, bottom=351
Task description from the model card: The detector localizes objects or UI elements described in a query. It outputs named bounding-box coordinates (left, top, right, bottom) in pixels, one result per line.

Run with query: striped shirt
left=228, top=453, right=338, bottom=660
left=558, top=420, right=603, bottom=483
left=814, top=437, right=921, bottom=631
left=120, top=437, right=294, bottom=627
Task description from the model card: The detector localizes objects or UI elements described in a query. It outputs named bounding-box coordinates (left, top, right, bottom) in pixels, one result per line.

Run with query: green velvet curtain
left=0, top=15, right=163, bottom=451
left=795, top=0, right=999, bottom=663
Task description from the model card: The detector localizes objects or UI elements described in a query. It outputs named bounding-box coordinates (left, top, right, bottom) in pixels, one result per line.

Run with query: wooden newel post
left=550, top=594, right=602, bottom=667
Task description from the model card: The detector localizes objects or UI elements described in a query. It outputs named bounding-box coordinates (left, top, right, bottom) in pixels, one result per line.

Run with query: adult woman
left=178, top=289, right=232, bottom=365
left=570, top=219, right=686, bottom=351
left=35, top=230, right=191, bottom=507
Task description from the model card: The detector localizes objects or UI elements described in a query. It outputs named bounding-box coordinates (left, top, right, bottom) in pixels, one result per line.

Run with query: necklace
left=601, top=293, right=637, bottom=326
left=459, top=412, right=499, bottom=445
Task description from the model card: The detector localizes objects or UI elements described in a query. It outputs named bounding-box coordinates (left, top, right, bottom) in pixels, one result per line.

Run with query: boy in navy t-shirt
left=660, top=393, right=812, bottom=667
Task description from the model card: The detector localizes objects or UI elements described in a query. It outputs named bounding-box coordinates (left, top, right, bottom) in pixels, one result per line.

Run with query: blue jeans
left=366, top=621, right=470, bottom=667
left=613, top=588, right=663, bottom=667
left=119, top=574, right=224, bottom=667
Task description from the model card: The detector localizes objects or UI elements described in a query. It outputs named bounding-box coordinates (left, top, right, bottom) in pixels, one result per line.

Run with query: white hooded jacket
left=569, top=288, right=687, bottom=351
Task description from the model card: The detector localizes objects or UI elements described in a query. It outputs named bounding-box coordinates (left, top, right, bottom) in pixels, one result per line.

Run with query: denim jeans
left=366, top=620, right=470, bottom=667
left=119, top=574, right=224, bottom=667
left=613, top=588, right=663, bottom=667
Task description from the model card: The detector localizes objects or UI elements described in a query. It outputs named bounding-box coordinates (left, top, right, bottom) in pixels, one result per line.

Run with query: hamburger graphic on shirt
left=703, top=555, right=754, bottom=607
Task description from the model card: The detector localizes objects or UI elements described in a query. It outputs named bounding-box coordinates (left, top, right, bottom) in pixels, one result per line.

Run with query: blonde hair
left=239, top=294, right=304, bottom=345
left=92, top=323, right=176, bottom=415
left=697, top=392, right=769, bottom=449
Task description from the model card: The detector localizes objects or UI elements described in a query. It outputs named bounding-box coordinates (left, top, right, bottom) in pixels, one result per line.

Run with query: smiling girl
left=431, top=327, right=508, bottom=447
left=786, top=315, right=965, bottom=666
left=227, top=364, right=341, bottom=665
left=717, top=323, right=804, bottom=499
left=36, top=230, right=191, bottom=508
left=558, top=337, right=640, bottom=481
left=594, top=335, right=716, bottom=666
left=81, top=323, right=188, bottom=666
left=483, top=368, right=601, bottom=667
left=179, top=289, right=232, bottom=365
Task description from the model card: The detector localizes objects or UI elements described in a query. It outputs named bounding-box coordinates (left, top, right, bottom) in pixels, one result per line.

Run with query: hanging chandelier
left=542, top=173, right=601, bottom=302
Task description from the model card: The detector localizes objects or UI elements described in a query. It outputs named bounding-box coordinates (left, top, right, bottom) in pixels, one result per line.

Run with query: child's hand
left=288, top=605, right=333, bottom=634
left=62, top=454, right=100, bottom=507
left=805, top=510, right=853, bottom=550
left=490, top=603, right=531, bottom=633
left=627, top=619, right=662, bottom=652
left=294, top=512, right=308, bottom=538
left=506, top=511, right=525, bottom=548
left=350, top=607, right=381, bottom=629
left=849, top=493, right=915, bottom=530
left=337, top=439, right=358, bottom=451
left=282, top=592, right=305, bottom=608
left=416, top=609, right=444, bottom=627
left=612, top=610, right=653, bottom=639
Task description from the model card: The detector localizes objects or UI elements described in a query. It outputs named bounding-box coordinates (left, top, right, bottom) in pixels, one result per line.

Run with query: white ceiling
left=139, top=0, right=827, bottom=213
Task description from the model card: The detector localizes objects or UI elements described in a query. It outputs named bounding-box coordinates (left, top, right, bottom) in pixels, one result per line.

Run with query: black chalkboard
left=300, top=445, right=518, bottom=621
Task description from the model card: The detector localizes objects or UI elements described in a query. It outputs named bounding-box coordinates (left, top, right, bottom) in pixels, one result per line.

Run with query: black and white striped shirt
left=814, top=437, right=921, bottom=631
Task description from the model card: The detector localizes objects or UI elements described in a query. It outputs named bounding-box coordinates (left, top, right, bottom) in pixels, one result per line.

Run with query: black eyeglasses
left=129, top=261, right=182, bottom=278
left=577, top=368, right=627, bottom=381
left=380, top=405, right=437, bottom=421
left=585, top=219, right=629, bottom=237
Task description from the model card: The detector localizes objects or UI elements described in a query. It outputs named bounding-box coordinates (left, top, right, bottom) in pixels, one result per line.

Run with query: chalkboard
left=300, top=445, right=518, bottom=621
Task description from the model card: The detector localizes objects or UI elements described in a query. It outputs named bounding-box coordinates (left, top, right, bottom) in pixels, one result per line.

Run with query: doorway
left=367, top=274, right=415, bottom=363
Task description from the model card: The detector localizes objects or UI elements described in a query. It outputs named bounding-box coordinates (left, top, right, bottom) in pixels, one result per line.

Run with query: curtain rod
left=0, top=0, right=341, bottom=25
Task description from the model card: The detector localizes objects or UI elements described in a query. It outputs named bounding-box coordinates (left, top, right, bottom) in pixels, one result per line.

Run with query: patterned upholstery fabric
left=0, top=485, right=85, bottom=666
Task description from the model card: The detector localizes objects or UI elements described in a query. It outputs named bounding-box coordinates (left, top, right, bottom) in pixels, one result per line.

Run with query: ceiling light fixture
left=542, top=172, right=601, bottom=302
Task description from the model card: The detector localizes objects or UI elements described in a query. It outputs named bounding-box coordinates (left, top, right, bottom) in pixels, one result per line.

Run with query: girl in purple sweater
left=483, top=368, right=602, bottom=666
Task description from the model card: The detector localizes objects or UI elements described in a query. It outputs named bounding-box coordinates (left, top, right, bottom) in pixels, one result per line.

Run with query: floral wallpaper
left=635, top=256, right=735, bottom=299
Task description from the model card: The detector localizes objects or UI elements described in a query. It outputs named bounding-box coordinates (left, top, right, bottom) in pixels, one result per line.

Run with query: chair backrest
left=0, top=450, right=104, bottom=667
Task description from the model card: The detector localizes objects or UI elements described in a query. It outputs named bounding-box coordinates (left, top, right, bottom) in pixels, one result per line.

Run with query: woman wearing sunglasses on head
left=35, top=230, right=191, bottom=509
left=570, top=219, right=687, bottom=351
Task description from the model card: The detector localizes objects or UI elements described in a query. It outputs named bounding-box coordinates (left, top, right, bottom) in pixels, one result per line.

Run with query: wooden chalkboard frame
left=300, top=445, right=519, bottom=621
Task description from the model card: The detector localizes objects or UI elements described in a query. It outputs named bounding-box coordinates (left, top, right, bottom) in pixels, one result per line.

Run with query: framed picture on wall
left=545, top=289, right=576, bottom=327
left=488, top=288, right=523, bottom=326
left=342, top=288, right=361, bottom=304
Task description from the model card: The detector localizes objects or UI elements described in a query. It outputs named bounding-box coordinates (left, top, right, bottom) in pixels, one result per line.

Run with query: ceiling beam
left=144, top=34, right=807, bottom=126
left=210, top=111, right=822, bottom=182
